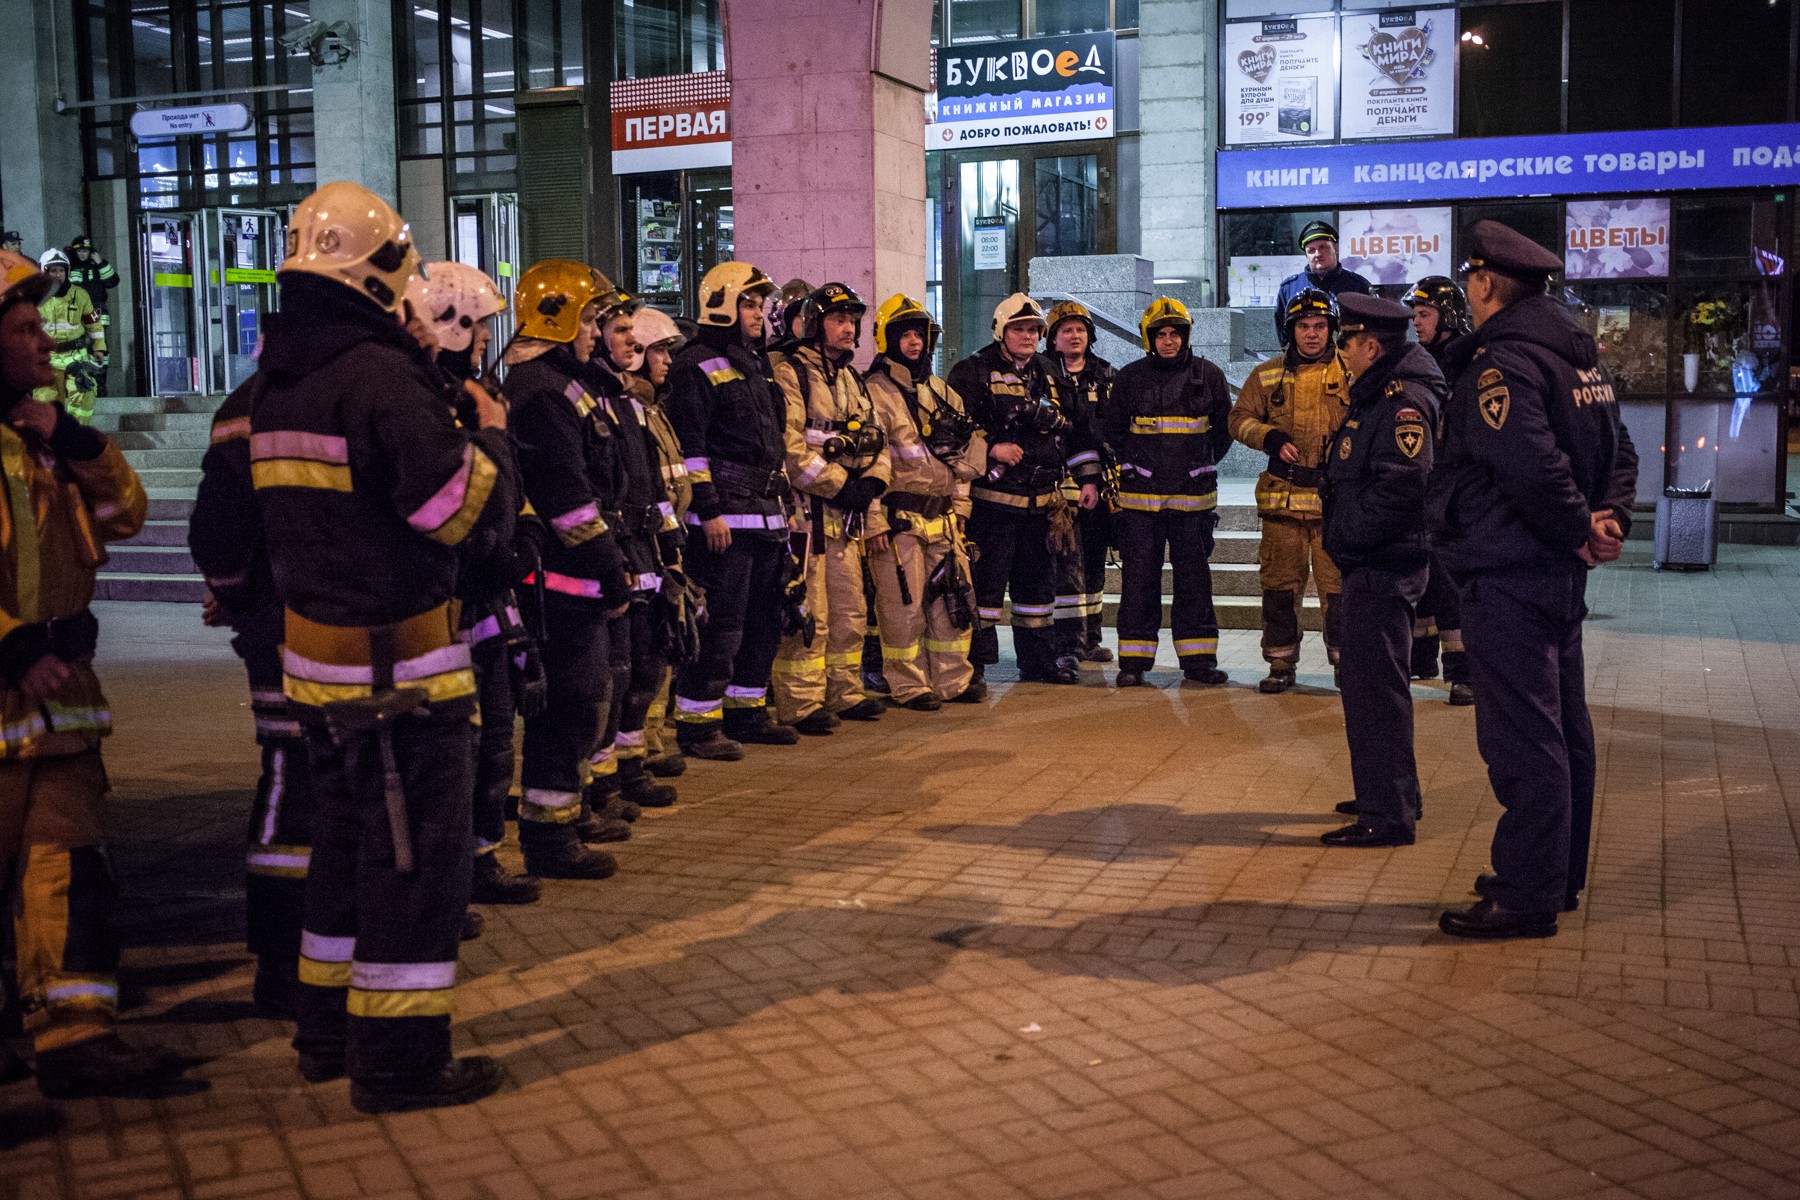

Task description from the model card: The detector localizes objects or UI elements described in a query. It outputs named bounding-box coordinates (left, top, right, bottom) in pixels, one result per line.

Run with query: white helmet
left=632, top=306, right=683, bottom=352
left=405, top=262, right=506, bottom=353
left=38, top=249, right=69, bottom=271
left=991, top=292, right=1047, bottom=343
left=280, top=180, right=421, bottom=313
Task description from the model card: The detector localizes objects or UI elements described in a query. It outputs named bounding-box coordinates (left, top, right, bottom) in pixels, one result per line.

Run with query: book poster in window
left=1340, top=9, right=1456, bottom=141
left=1223, top=16, right=1338, bottom=146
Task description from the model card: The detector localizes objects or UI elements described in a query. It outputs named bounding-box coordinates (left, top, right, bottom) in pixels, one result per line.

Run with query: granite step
left=121, top=448, right=208, bottom=470
left=110, top=428, right=212, bottom=451
left=92, top=572, right=206, bottom=603
left=119, top=519, right=192, bottom=549
left=99, top=544, right=196, bottom=575
left=91, top=411, right=217, bottom=433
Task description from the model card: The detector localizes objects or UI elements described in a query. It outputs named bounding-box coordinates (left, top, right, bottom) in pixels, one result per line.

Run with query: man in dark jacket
left=1273, top=221, right=1372, bottom=344
left=1318, top=294, right=1444, bottom=849
left=1433, top=221, right=1638, bottom=940
left=1044, top=300, right=1116, bottom=665
left=1100, top=298, right=1234, bottom=687
left=948, top=293, right=1103, bottom=686
left=250, top=182, right=517, bottom=1112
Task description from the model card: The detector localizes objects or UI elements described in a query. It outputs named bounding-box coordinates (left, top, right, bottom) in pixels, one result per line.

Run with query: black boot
left=1410, top=638, right=1440, bottom=680
left=677, top=725, right=744, bottom=761
left=949, top=665, right=987, bottom=703
left=573, top=788, right=632, bottom=843
left=645, top=750, right=687, bottom=778
left=519, top=822, right=618, bottom=880
left=350, top=1055, right=504, bottom=1115
left=252, top=957, right=299, bottom=1020
left=1259, top=664, right=1295, bottom=694
left=617, top=758, right=677, bottom=808
left=1182, top=659, right=1229, bottom=686
left=471, top=852, right=541, bottom=905
left=837, top=697, right=886, bottom=721
left=724, top=708, right=800, bottom=745
left=35, top=1034, right=198, bottom=1100
left=1, top=1043, right=32, bottom=1085
left=461, top=910, right=484, bottom=941
left=792, top=709, right=839, bottom=735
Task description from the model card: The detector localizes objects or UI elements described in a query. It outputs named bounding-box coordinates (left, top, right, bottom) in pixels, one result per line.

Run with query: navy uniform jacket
left=1322, top=344, right=1443, bottom=574
left=1273, top=265, right=1371, bottom=341
left=1429, top=294, right=1638, bottom=576
left=1101, top=348, right=1234, bottom=515
left=948, top=342, right=1102, bottom=503
left=666, top=327, right=789, bottom=533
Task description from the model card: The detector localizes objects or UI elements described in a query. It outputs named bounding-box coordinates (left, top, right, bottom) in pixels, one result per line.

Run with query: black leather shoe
left=838, top=698, right=886, bottom=721
left=1115, top=670, right=1144, bottom=688
left=899, top=693, right=941, bottom=712
left=350, top=1055, right=503, bottom=1115
left=618, top=761, right=677, bottom=808
left=1183, top=666, right=1229, bottom=686
left=792, top=709, right=839, bottom=735
left=573, top=810, right=631, bottom=844
left=1448, top=682, right=1475, bottom=706
left=1258, top=667, right=1295, bottom=694
left=1473, top=873, right=1579, bottom=913
left=1439, top=898, right=1557, bottom=940
left=1320, top=822, right=1414, bottom=848
left=1333, top=799, right=1360, bottom=815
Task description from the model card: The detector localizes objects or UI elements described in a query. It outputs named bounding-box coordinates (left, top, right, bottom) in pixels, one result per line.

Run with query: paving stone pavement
left=5, top=543, right=1800, bottom=1199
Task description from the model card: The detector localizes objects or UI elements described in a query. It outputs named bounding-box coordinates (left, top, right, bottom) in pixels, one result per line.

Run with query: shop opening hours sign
left=612, top=71, right=731, bottom=174
left=931, top=32, right=1115, bottom=148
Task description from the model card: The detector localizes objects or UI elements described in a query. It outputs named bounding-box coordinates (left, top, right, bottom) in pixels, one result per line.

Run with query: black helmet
left=1283, top=287, right=1338, bottom=338
left=1403, top=275, right=1472, bottom=338
left=799, top=281, right=867, bottom=341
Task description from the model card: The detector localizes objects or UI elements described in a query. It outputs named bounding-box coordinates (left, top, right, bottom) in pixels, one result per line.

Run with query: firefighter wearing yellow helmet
left=250, top=180, right=517, bottom=1111
left=1098, top=297, right=1234, bottom=686
left=1044, top=299, right=1117, bottom=665
left=1227, top=286, right=1350, bottom=693
left=862, top=294, right=986, bottom=707
left=769, top=283, right=891, bottom=729
left=667, top=260, right=801, bottom=760
left=500, top=259, right=644, bottom=880
left=946, top=293, right=1103, bottom=686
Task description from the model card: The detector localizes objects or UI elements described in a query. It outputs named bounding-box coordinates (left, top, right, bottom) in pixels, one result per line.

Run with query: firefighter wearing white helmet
left=863, top=295, right=986, bottom=707
left=1099, top=297, right=1234, bottom=687
left=253, top=180, right=517, bottom=1112
left=769, top=283, right=890, bottom=731
left=946, top=293, right=1103, bottom=686
left=32, top=247, right=107, bottom=423
left=405, top=261, right=507, bottom=382
left=667, top=260, right=799, bottom=760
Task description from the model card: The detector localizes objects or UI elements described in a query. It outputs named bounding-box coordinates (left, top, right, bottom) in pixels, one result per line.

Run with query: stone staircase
left=91, top=393, right=225, bottom=604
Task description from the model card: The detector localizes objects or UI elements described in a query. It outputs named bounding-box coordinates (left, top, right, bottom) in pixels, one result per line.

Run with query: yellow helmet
left=514, top=259, right=621, bottom=343
left=280, top=180, right=420, bottom=313
left=873, top=294, right=940, bottom=359
left=696, top=260, right=776, bottom=328
left=0, top=249, right=52, bottom=308
left=1045, top=299, right=1095, bottom=342
left=1138, top=296, right=1191, bottom=351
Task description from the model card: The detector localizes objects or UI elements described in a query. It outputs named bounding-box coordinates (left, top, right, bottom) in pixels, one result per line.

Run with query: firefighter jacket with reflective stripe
left=636, top=375, right=692, bottom=528
left=863, top=356, right=984, bottom=539
left=1322, top=344, right=1442, bottom=574
left=586, top=361, right=681, bottom=575
left=247, top=284, right=519, bottom=633
left=947, top=343, right=1100, bottom=501
left=1048, top=353, right=1115, bottom=467
left=190, top=380, right=278, bottom=623
left=505, top=343, right=633, bottom=606
left=1101, top=350, right=1233, bottom=513
left=1228, top=348, right=1351, bottom=519
left=667, top=327, right=788, bottom=525
left=67, top=258, right=120, bottom=316
left=0, top=403, right=146, bottom=759
left=38, top=286, right=104, bottom=353
left=777, top=343, right=891, bottom=501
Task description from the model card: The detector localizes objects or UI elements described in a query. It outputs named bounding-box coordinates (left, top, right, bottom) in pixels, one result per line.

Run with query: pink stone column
left=725, top=0, right=930, bottom=358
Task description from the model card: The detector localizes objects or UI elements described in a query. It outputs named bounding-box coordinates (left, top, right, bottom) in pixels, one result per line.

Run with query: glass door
left=686, top=168, right=734, bottom=302
left=952, top=157, right=1022, bottom=364
left=207, top=209, right=284, bottom=393
left=450, top=192, right=521, bottom=352
left=140, top=213, right=203, bottom=396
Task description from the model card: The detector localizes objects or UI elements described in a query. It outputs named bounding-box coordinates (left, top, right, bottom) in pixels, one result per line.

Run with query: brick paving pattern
left=5, top=542, right=1800, bottom=1199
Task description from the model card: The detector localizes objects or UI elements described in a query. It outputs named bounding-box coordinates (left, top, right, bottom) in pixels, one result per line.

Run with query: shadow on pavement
left=918, top=802, right=1338, bottom=858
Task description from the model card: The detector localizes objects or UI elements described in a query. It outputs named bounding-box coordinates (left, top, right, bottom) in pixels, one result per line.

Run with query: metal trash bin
left=1653, top=484, right=1717, bottom=571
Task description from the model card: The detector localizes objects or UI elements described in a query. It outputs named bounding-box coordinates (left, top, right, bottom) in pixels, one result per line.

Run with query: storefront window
left=1568, top=0, right=1673, bottom=133
left=1034, top=156, right=1099, bottom=257
left=1681, top=0, right=1792, bottom=128
left=616, top=0, right=724, bottom=80
left=1671, top=399, right=1782, bottom=500
left=1673, top=196, right=1783, bottom=279
left=950, top=0, right=1021, bottom=43
left=1457, top=3, right=1561, bottom=138
left=1568, top=283, right=1668, bottom=398
left=1035, top=0, right=1110, bottom=36
left=1456, top=200, right=1560, bottom=263
left=1220, top=210, right=1327, bottom=307
left=624, top=175, right=684, bottom=300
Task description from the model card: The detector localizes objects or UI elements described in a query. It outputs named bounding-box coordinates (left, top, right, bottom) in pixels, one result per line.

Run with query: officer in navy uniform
left=1272, top=221, right=1371, bottom=344
left=1433, top=221, right=1637, bottom=939
left=1317, top=294, right=1444, bottom=848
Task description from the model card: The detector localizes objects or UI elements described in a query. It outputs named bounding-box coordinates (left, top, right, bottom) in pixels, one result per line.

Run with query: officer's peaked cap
left=1337, top=292, right=1411, bottom=337
left=1298, top=220, right=1339, bottom=249
left=1460, top=219, right=1562, bottom=280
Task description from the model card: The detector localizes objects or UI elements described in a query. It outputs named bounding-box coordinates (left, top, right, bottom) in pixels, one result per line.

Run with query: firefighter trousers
left=597, top=599, right=666, bottom=776
left=674, top=533, right=786, bottom=733
left=237, top=637, right=314, bottom=972
left=773, top=530, right=868, bottom=721
left=968, top=502, right=1057, bottom=676
left=1054, top=503, right=1111, bottom=656
left=1257, top=515, right=1341, bottom=666
left=468, top=633, right=516, bottom=851
left=0, top=750, right=118, bottom=1054
left=518, top=598, right=615, bottom=824
left=292, top=709, right=474, bottom=1084
left=1115, top=508, right=1221, bottom=671
left=869, top=519, right=975, bottom=702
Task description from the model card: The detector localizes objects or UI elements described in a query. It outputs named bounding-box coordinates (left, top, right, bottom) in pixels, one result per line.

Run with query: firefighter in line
left=405, top=262, right=546, bottom=904
left=667, top=262, right=798, bottom=759
left=502, top=260, right=637, bottom=880
left=1044, top=301, right=1117, bottom=665
left=251, top=182, right=517, bottom=1112
left=767, top=278, right=813, bottom=360
left=33, top=249, right=107, bottom=425
left=1101, top=298, right=1233, bottom=687
left=1318, top=293, right=1445, bottom=849
left=949, top=294, right=1102, bottom=687
left=0, top=250, right=192, bottom=1098
left=863, top=295, right=986, bottom=707
left=624, top=306, right=693, bottom=777
left=65, top=235, right=121, bottom=394
left=1405, top=275, right=1476, bottom=707
left=1229, top=288, right=1350, bottom=693
left=772, top=283, right=891, bottom=729
left=581, top=295, right=685, bottom=816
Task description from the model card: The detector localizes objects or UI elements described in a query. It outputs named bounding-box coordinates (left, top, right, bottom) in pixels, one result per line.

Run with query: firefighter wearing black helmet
left=1405, top=275, right=1475, bottom=705
left=1229, top=286, right=1350, bottom=693
left=1273, top=221, right=1372, bottom=344
left=772, top=283, right=892, bottom=729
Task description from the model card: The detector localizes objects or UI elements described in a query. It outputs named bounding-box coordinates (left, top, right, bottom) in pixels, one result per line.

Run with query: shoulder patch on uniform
left=1395, top=407, right=1423, bottom=422
left=1476, top=368, right=1504, bottom=390
left=1478, top=383, right=1510, bottom=431
left=1395, top=423, right=1425, bottom=458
